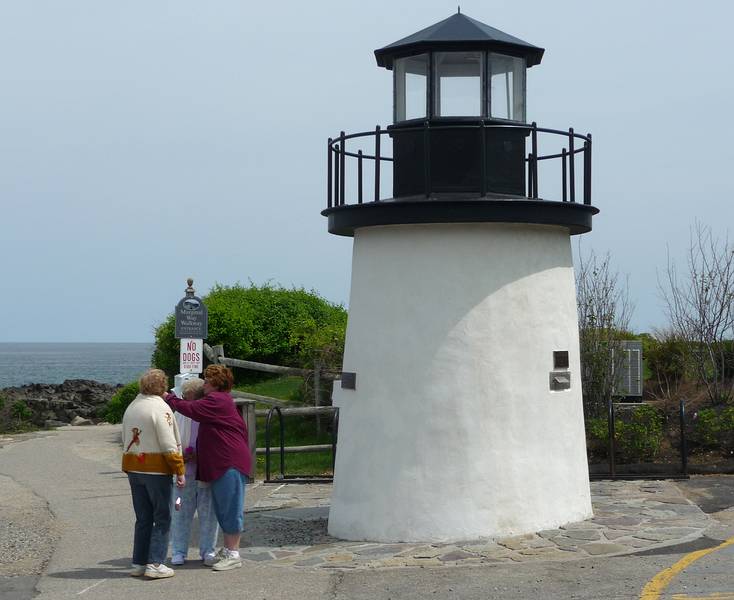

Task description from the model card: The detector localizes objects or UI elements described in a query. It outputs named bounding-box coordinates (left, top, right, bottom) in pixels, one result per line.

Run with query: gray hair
left=181, top=377, right=205, bottom=400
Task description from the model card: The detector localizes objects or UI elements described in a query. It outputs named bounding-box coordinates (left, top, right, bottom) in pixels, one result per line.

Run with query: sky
left=1, top=1, right=733, bottom=342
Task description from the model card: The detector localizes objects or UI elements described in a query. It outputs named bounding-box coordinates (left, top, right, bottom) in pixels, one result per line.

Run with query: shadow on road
left=46, top=557, right=132, bottom=581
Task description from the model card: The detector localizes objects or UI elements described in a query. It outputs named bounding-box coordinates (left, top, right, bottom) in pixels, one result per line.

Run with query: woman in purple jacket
left=166, top=364, right=251, bottom=571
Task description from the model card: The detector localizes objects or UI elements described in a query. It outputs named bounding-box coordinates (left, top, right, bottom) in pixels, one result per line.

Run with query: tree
left=642, top=328, right=687, bottom=411
left=152, top=283, right=347, bottom=380
left=659, top=223, right=734, bottom=405
left=576, top=249, right=633, bottom=417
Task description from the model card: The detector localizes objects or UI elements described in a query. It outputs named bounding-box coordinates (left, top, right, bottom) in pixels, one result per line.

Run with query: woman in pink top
left=166, top=364, right=251, bottom=572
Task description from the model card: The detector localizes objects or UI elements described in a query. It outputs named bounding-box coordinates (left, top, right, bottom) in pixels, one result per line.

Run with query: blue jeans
left=210, top=468, right=247, bottom=534
left=127, top=472, right=173, bottom=565
left=170, top=481, right=219, bottom=558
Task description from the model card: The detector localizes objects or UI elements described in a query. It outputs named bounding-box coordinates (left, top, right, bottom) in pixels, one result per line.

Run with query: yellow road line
left=672, top=594, right=734, bottom=600
left=640, top=536, right=734, bottom=600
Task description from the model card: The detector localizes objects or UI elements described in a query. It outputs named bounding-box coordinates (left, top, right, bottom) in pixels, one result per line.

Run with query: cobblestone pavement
left=239, top=479, right=711, bottom=570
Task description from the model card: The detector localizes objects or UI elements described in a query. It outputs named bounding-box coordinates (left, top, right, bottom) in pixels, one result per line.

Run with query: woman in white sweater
left=122, top=368, right=185, bottom=579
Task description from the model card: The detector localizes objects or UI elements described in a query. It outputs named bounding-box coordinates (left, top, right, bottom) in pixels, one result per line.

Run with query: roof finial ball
left=324, top=13, right=596, bottom=543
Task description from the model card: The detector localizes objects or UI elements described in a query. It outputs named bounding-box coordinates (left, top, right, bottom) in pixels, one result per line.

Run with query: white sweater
left=121, top=394, right=184, bottom=476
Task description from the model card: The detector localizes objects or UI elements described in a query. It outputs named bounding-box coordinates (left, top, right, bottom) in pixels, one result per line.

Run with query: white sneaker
left=202, top=551, right=219, bottom=567
left=144, top=563, right=175, bottom=579
left=171, top=553, right=185, bottom=566
left=129, top=563, right=146, bottom=577
left=212, top=550, right=242, bottom=571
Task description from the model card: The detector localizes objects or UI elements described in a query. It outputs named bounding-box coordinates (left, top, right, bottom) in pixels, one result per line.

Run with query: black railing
left=264, top=406, right=339, bottom=484
left=589, top=398, right=689, bottom=481
left=326, top=121, right=592, bottom=208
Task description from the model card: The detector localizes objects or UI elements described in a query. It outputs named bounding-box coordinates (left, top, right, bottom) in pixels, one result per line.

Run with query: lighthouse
left=324, top=11, right=597, bottom=543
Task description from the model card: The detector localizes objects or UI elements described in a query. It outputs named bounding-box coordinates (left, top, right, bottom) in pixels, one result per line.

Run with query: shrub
left=692, top=407, right=734, bottom=451
left=104, top=382, right=140, bottom=424
left=152, top=283, right=347, bottom=378
left=586, top=404, right=664, bottom=462
left=11, top=400, right=32, bottom=424
left=619, top=404, right=664, bottom=461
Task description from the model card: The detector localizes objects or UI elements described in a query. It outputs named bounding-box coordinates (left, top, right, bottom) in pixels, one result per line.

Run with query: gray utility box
left=614, top=340, right=643, bottom=397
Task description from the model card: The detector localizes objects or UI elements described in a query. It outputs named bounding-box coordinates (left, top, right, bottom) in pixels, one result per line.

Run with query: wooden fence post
left=237, top=400, right=257, bottom=482
left=211, top=344, right=225, bottom=364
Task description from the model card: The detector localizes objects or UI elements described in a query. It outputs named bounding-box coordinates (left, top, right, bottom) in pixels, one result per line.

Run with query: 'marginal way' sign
left=175, top=295, right=208, bottom=339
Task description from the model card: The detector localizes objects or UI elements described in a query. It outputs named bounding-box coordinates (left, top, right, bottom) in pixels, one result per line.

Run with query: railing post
left=568, top=128, right=575, bottom=203
left=331, top=408, right=339, bottom=472
left=339, top=130, right=346, bottom=206
left=334, top=144, right=340, bottom=206
left=314, top=362, right=322, bottom=436
left=424, top=120, right=431, bottom=198
left=527, top=153, right=533, bottom=198
left=531, top=122, right=538, bottom=199
left=357, top=150, right=363, bottom=204
left=679, top=398, right=688, bottom=477
left=607, top=395, right=616, bottom=478
left=561, top=148, right=568, bottom=202
left=374, top=125, right=381, bottom=202
left=585, top=133, right=592, bottom=205
left=327, top=138, right=333, bottom=208
left=480, top=121, right=487, bottom=197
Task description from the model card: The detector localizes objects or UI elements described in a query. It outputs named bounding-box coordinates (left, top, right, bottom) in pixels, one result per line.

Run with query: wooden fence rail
left=203, top=343, right=339, bottom=380
left=204, top=343, right=339, bottom=481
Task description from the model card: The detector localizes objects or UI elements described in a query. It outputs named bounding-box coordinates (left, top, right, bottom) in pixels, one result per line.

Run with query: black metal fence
left=588, top=399, right=689, bottom=480
left=327, top=122, right=592, bottom=207
left=264, top=406, right=339, bottom=484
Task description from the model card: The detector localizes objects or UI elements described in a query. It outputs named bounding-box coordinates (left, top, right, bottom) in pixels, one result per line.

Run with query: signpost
left=174, top=278, right=208, bottom=382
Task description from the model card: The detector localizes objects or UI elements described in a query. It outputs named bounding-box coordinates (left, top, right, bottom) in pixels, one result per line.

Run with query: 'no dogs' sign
left=180, top=338, right=203, bottom=374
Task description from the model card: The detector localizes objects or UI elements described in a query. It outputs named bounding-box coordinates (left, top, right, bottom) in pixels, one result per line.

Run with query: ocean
left=0, top=343, right=155, bottom=389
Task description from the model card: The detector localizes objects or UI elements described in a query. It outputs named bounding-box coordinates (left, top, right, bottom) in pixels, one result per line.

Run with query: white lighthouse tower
left=324, top=11, right=597, bottom=543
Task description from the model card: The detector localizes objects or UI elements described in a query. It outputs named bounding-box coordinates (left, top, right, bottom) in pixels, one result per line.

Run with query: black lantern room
left=323, top=11, right=597, bottom=236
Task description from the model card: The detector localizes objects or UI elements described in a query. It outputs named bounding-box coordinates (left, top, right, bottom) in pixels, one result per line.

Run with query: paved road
left=1, top=426, right=733, bottom=600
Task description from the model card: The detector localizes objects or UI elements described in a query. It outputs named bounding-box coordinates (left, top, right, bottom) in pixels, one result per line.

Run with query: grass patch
left=235, top=376, right=303, bottom=403
left=235, top=376, right=335, bottom=479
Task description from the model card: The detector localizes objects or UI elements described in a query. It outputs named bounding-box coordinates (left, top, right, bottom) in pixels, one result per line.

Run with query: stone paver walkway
left=240, top=480, right=710, bottom=570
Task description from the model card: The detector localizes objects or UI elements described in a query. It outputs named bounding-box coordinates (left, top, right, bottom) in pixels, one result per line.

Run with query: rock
left=0, top=380, right=121, bottom=427
left=70, top=416, right=93, bottom=426
left=44, top=420, right=68, bottom=429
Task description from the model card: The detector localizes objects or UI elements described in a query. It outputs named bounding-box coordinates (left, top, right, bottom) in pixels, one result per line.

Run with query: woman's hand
left=176, top=474, right=186, bottom=488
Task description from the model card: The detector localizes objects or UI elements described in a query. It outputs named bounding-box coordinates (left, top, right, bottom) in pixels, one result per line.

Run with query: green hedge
left=104, top=382, right=140, bottom=424
left=152, top=283, right=347, bottom=378
left=692, top=407, right=734, bottom=451
left=587, top=403, right=664, bottom=462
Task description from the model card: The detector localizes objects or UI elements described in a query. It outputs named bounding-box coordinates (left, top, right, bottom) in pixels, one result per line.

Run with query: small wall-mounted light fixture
left=549, top=371, right=571, bottom=391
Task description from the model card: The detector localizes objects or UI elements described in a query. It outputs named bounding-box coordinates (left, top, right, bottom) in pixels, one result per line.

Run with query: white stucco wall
left=328, top=223, right=592, bottom=543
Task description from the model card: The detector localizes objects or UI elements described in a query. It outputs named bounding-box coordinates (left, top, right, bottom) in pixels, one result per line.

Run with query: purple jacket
left=166, top=390, right=251, bottom=482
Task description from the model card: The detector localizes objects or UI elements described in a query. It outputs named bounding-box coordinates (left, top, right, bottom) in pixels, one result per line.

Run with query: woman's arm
left=165, top=392, right=221, bottom=423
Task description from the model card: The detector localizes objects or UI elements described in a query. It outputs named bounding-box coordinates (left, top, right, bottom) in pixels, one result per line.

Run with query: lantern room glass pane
left=490, top=53, right=526, bottom=121
left=395, top=54, right=428, bottom=121
left=433, top=51, right=483, bottom=117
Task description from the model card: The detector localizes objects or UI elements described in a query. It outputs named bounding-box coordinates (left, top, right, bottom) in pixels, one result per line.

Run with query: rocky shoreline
left=0, top=380, right=121, bottom=428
